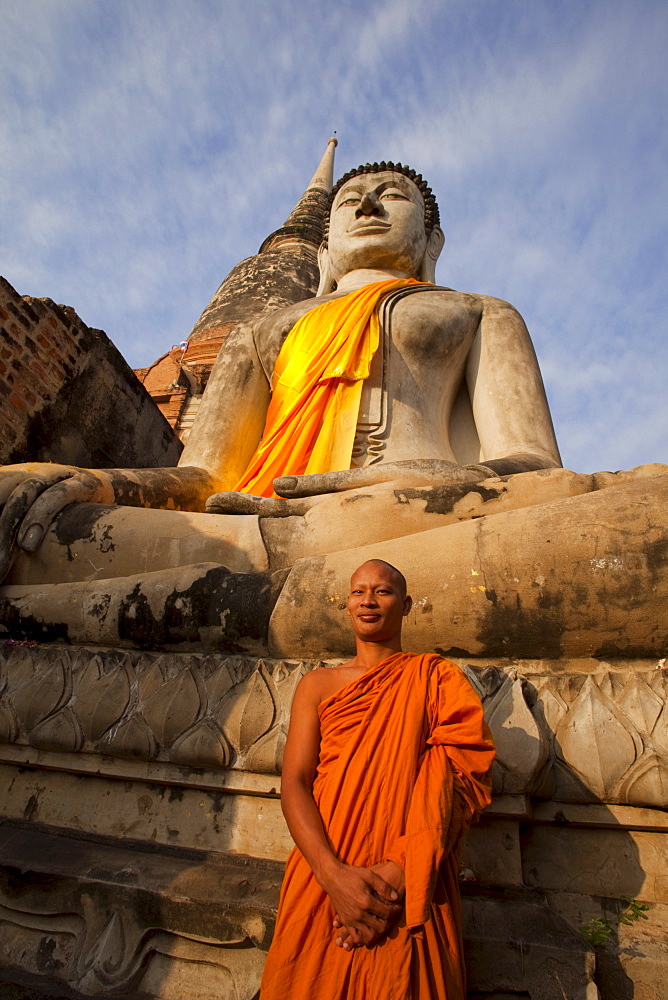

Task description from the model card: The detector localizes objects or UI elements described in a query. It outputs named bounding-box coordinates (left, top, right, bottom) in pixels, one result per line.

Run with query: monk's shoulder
left=297, top=665, right=346, bottom=705
left=427, top=654, right=478, bottom=691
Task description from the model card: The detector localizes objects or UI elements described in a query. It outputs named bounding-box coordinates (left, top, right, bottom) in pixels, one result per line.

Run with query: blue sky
left=1, top=0, right=666, bottom=473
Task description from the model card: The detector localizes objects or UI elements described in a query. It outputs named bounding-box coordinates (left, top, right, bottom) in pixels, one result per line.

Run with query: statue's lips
left=346, top=221, right=392, bottom=236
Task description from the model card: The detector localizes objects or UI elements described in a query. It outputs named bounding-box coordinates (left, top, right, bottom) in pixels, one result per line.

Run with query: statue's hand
left=0, top=464, right=110, bottom=581
left=274, top=460, right=495, bottom=499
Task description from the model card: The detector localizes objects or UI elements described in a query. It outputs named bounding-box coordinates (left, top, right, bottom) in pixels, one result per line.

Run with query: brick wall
left=0, top=276, right=182, bottom=469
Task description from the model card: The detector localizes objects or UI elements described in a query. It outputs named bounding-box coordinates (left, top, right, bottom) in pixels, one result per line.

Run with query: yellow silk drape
left=235, top=278, right=422, bottom=498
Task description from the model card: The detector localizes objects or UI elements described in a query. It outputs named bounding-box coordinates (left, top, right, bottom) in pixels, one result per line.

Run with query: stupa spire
left=259, top=136, right=338, bottom=254
left=304, top=134, right=338, bottom=191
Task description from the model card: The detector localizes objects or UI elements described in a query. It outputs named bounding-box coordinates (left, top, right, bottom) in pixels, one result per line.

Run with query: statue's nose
left=356, top=191, right=382, bottom=218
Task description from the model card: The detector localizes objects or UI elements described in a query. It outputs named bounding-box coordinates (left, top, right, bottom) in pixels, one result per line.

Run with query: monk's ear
left=317, top=243, right=336, bottom=295
left=403, top=595, right=413, bottom=616
left=418, top=227, right=445, bottom=283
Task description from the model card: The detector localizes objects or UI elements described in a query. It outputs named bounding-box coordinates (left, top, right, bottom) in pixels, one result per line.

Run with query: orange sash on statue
left=260, top=653, right=496, bottom=1000
left=235, top=279, right=422, bottom=497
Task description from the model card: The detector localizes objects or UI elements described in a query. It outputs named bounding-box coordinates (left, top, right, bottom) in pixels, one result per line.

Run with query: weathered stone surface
left=522, top=826, right=668, bottom=902
left=462, top=889, right=597, bottom=999
left=269, top=474, right=668, bottom=661
left=1, top=646, right=666, bottom=809
left=0, top=824, right=281, bottom=999
left=0, top=276, right=182, bottom=470
left=461, top=818, right=524, bottom=886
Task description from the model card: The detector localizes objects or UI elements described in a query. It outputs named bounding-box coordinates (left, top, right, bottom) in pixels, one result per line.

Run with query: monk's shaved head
left=352, top=559, right=407, bottom=598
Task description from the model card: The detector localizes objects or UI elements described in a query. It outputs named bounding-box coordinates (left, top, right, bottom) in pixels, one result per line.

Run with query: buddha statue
left=1, top=143, right=665, bottom=659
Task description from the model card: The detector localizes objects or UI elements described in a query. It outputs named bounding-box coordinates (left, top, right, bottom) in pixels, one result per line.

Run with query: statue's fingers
left=0, top=476, right=67, bottom=581
left=0, top=472, right=34, bottom=509
left=274, top=467, right=396, bottom=498
left=205, top=492, right=315, bottom=517
left=16, top=476, right=99, bottom=553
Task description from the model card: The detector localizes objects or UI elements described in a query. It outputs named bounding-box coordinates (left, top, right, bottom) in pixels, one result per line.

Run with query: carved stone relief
left=0, top=644, right=666, bottom=808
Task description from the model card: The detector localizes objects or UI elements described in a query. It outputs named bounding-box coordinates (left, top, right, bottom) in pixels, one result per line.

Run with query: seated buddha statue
left=1, top=151, right=665, bottom=659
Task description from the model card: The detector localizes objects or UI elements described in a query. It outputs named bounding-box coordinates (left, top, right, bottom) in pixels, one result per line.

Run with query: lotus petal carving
left=485, top=674, right=549, bottom=794
left=244, top=725, right=287, bottom=774
left=617, top=675, right=663, bottom=735
left=137, top=657, right=166, bottom=701
left=205, top=662, right=235, bottom=707
left=142, top=669, right=201, bottom=747
left=271, top=662, right=307, bottom=720
left=0, top=701, right=18, bottom=743
left=216, top=666, right=277, bottom=755
left=169, top=721, right=231, bottom=769
left=556, top=677, right=640, bottom=799
left=5, top=649, right=36, bottom=695
left=617, top=753, right=668, bottom=809
left=650, top=706, right=668, bottom=756
left=101, top=716, right=157, bottom=760
left=73, top=662, right=131, bottom=743
left=12, top=657, right=69, bottom=733
left=530, top=681, right=568, bottom=741
left=31, top=708, right=83, bottom=752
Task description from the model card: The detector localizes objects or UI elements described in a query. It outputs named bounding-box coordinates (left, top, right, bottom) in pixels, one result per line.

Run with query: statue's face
left=327, top=170, right=428, bottom=280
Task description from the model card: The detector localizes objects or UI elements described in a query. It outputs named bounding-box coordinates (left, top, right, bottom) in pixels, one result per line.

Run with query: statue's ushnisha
left=1, top=141, right=665, bottom=659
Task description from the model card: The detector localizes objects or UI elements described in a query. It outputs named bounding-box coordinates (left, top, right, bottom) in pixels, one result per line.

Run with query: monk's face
left=346, top=561, right=412, bottom=643
left=327, top=171, right=428, bottom=281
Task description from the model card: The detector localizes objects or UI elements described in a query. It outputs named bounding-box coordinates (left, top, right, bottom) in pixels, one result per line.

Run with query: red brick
left=36, top=333, right=51, bottom=349
left=9, top=392, right=27, bottom=412
left=0, top=306, right=8, bottom=322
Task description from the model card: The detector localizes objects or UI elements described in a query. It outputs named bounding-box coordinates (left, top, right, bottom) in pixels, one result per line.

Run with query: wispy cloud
left=1, top=0, right=666, bottom=472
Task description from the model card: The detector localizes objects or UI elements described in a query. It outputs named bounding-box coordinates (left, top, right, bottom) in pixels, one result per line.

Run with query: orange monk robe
left=260, top=653, right=496, bottom=1000
left=235, top=279, right=424, bottom=498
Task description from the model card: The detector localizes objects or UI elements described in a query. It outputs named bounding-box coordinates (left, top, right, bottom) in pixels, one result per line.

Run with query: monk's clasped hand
left=326, top=862, right=404, bottom=950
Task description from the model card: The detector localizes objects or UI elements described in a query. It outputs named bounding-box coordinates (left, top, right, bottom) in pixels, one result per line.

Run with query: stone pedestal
left=0, top=644, right=665, bottom=998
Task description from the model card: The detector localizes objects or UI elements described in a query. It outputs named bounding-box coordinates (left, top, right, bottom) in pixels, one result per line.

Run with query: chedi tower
left=134, top=138, right=337, bottom=440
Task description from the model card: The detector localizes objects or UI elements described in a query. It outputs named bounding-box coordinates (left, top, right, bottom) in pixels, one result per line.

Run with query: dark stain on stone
left=595, top=639, right=667, bottom=659
left=484, top=588, right=498, bottom=606
left=0, top=601, right=70, bottom=644
left=343, top=494, right=374, bottom=503
left=435, top=645, right=472, bottom=658
left=23, top=794, right=39, bottom=822
left=476, top=595, right=564, bottom=658
left=644, top=535, right=668, bottom=585
left=89, top=592, right=112, bottom=621
left=117, top=566, right=289, bottom=651
left=210, top=791, right=224, bottom=815
left=168, top=787, right=184, bottom=802
left=394, top=482, right=504, bottom=516
left=54, top=502, right=116, bottom=547
left=36, top=936, right=63, bottom=973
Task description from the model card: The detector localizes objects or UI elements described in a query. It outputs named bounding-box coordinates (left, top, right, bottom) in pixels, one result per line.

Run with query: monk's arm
left=281, top=672, right=401, bottom=946
left=465, top=297, right=562, bottom=476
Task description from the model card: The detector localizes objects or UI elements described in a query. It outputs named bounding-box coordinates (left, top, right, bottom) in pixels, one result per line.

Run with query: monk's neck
left=351, top=639, right=403, bottom=672
left=336, top=268, right=414, bottom=293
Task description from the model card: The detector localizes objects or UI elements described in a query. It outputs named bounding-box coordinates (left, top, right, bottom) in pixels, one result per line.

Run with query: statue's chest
left=385, top=292, right=478, bottom=368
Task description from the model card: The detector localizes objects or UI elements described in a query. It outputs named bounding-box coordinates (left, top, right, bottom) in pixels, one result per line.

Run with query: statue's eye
left=339, top=196, right=360, bottom=207
left=381, top=190, right=408, bottom=201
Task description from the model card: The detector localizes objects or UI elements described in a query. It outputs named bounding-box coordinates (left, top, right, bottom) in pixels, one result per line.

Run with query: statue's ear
left=418, top=227, right=445, bottom=283
left=317, top=243, right=336, bottom=296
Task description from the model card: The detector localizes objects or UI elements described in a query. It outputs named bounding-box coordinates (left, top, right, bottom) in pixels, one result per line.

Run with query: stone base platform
left=0, top=821, right=601, bottom=1000
left=0, top=643, right=666, bottom=998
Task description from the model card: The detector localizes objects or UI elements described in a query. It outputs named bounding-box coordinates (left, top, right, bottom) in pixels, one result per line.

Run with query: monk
left=261, top=559, right=496, bottom=999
